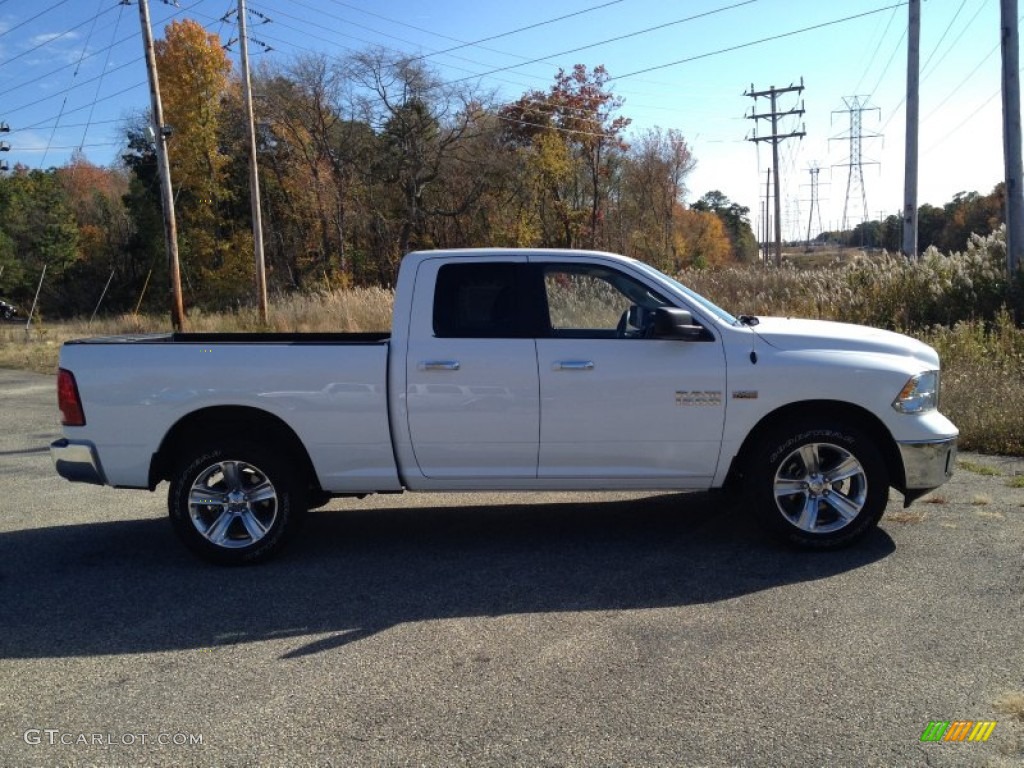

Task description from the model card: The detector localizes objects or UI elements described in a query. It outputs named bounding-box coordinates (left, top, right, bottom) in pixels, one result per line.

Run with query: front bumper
left=898, top=436, right=957, bottom=494
left=50, top=438, right=107, bottom=486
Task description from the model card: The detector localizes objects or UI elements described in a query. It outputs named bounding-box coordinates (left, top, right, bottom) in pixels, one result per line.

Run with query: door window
left=433, top=263, right=529, bottom=338
left=542, top=265, right=670, bottom=338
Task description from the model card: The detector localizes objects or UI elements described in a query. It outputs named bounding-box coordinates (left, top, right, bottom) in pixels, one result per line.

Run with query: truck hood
left=750, top=317, right=939, bottom=366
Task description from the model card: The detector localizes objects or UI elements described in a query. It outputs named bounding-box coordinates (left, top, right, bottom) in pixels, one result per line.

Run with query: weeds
left=957, top=460, right=1003, bottom=477
left=995, top=692, right=1024, bottom=722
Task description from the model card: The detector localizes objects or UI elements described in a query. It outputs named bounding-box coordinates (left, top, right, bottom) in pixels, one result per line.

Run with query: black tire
left=747, top=420, right=889, bottom=549
left=168, top=441, right=305, bottom=565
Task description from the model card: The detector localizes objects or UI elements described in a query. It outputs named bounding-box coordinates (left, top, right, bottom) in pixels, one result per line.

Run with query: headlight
left=892, top=370, right=939, bottom=414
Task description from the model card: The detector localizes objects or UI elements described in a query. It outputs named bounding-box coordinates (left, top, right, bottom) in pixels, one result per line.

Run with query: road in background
left=1, top=368, right=1022, bottom=767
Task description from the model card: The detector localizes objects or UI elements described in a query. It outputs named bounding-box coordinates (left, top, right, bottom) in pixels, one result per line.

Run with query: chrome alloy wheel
left=772, top=441, right=868, bottom=534
left=187, top=459, right=279, bottom=549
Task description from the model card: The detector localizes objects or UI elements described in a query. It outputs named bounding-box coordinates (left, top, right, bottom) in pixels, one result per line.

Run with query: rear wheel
left=748, top=420, right=889, bottom=548
left=168, top=441, right=304, bottom=565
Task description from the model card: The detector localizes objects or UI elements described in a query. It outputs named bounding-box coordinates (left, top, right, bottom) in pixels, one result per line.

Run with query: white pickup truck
left=51, top=248, right=957, bottom=564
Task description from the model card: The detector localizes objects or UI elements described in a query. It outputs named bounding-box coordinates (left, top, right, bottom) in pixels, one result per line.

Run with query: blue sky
left=0, top=0, right=1009, bottom=240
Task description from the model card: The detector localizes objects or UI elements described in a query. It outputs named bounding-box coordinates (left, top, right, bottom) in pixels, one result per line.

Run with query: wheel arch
left=149, top=405, right=321, bottom=494
left=724, top=400, right=905, bottom=493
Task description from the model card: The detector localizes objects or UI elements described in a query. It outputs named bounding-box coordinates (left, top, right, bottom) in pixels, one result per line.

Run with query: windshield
left=628, top=260, right=739, bottom=326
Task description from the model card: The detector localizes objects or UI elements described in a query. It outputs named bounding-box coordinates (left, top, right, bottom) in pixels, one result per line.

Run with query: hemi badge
left=676, top=391, right=722, bottom=406
left=732, top=390, right=758, bottom=399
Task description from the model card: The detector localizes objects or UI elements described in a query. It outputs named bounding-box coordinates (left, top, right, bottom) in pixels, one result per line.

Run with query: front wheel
left=168, top=441, right=305, bottom=565
left=748, top=421, right=889, bottom=549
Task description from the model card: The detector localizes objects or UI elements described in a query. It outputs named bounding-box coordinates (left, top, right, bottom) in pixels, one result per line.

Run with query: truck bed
left=65, top=332, right=391, bottom=345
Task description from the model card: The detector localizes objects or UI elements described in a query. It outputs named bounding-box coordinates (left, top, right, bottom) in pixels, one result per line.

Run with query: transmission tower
left=803, top=165, right=826, bottom=245
left=831, top=96, right=880, bottom=234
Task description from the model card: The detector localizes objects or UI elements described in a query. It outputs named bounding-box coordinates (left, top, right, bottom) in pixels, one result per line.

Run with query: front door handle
left=553, top=360, right=595, bottom=371
left=418, top=360, right=461, bottom=371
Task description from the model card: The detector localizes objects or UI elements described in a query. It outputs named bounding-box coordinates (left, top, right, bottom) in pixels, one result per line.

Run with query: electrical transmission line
left=831, top=95, right=880, bottom=234
left=804, top=164, right=826, bottom=245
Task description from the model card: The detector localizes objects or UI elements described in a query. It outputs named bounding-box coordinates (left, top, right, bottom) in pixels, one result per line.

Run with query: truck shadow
left=0, top=492, right=894, bottom=659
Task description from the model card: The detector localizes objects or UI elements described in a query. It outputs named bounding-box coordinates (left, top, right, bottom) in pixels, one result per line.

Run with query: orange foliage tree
left=155, top=19, right=252, bottom=306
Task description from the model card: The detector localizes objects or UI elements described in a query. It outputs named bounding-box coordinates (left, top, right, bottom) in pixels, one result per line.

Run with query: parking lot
left=1, top=367, right=1022, bottom=767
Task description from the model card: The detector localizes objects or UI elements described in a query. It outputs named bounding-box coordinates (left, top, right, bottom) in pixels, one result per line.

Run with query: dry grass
left=0, top=287, right=395, bottom=375
left=886, top=509, right=928, bottom=524
left=995, top=692, right=1024, bottom=722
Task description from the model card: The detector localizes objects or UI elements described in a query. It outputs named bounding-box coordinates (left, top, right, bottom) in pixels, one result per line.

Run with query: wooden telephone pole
left=746, top=80, right=806, bottom=266
left=237, top=0, right=269, bottom=323
left=137, top=0, right=185, bottom=330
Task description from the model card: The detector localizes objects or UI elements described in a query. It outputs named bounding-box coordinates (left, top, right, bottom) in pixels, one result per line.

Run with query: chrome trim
left=418, top=360, right=460, bottom=371
left=898, top=437, right=957, bottom=490
left=553, top=361, right=595, bottom=371
left=50, top=438, right=107, bottom=486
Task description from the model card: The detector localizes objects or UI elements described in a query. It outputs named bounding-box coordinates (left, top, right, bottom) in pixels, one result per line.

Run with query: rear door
left=404, top=258, right=540, bottom=479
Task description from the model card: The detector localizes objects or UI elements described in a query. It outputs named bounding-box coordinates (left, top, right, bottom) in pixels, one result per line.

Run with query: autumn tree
left=499, top=65, right=630, bottom=249
left=255, top=54, right=375, bottom=285
left=613, top=127, right=696, bottom=269
left=52, top=154, right=136, bottom=310
left=344, top=49, right=485, bottom=274
left=154, top=19, right=251, bottom=306
left=0, top=165, right=79, bottom=312
left=937, top=187, right=1004, bottom=252
left=675, top=208, right=731, bottom=268
left=691, top=190, right=758, bottom=263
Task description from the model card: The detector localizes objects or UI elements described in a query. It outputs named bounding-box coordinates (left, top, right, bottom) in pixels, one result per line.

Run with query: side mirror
left=651, top=307, right=710, bottom=341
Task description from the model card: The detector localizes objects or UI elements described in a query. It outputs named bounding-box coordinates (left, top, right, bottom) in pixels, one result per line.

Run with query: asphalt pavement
left=1, top=367, right=1022, bottom=767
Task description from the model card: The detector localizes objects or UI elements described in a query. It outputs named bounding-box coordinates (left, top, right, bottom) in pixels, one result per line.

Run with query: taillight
left=57, top=368, right=86, bottom=426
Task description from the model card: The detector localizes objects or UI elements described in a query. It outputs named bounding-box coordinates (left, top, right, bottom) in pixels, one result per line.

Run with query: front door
left=533, top=261, right=726, bottom=482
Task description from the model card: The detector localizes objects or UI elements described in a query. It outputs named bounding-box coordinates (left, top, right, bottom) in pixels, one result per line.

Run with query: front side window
left=542, top=265, right=670, bottom=338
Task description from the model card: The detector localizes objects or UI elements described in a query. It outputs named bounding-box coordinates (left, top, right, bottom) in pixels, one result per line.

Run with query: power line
left=881, top=1, right=993, bottom=135
left=79, top=0, right=130, bottom=153
left=448, top=1, right=757, bottom=84
left=852, top=4, right=901, bottom=94
left=0, top=0, right=74, bottom=39
left=919, top=0, right=969, bottom=76
left=412, top=0, right=629, bottom=61
left=613, top=2, right=908, bottom=81
left=867, top=25, right=907, bottom=98
left=0, top=2, right=119, bottom=69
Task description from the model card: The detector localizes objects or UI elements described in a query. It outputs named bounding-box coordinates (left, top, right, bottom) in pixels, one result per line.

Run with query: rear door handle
left=553, top=360, right=595, bottom=371
left=418, top=360, right=461, bottom=371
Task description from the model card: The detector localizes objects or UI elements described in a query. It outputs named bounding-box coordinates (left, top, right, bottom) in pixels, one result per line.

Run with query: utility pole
left=138, top=0, right=185, bottom=330
left=831, top=96, right=881, bottom=237
left=764, top=169, right=772, bottom=263
left=746, top=80, right=805, bottom=266
left=1001, top=0, right=1023, bottom=275
left=902, top=0, right=921, bottom=260
left=237, top=0, right=269, bottom=322
left=0, top=122, right=9, bottom=172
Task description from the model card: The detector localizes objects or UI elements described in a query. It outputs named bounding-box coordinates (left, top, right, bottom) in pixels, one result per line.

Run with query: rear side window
left=433, top=263, right=530, bottom=338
